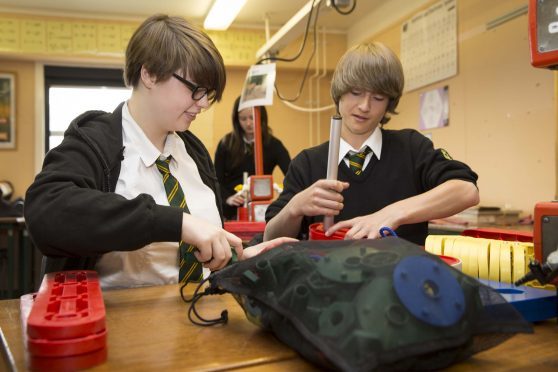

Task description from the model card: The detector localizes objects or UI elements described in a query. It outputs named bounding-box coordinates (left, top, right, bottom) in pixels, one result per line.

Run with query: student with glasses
left=171, top=73, right=217, bottom=102
left=25, top=14, right=292, bottom=289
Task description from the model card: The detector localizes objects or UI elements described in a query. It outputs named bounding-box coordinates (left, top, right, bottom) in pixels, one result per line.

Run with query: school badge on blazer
left=440, top=148, right=453, bottom=160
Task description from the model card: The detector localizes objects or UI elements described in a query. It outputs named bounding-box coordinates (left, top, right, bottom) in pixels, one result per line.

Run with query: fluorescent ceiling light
left=204, top=0, right=247, bottom=30
left=256, top=0, right=324, bottom=59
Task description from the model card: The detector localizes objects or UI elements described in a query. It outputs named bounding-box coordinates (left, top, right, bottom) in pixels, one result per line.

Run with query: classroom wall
left=0, top=11, right=344, bottom=200
left=362, top=0, right=555, bottom=216
left=0, top=59, right=36, bottom=199
left=0, top=0, right=555, bottom=218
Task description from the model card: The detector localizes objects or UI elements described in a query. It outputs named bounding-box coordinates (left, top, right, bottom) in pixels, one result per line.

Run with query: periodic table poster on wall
left=401, top=0, right=457, bottom=92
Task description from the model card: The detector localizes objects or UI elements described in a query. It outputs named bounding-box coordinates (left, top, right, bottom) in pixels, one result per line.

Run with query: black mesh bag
left=187, top=238, right=533, bottom=371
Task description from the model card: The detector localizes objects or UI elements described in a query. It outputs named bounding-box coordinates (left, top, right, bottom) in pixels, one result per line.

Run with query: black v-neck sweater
left=266, top=128, right=478, bottom=245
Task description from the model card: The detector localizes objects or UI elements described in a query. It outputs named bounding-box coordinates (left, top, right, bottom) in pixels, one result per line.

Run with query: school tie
left=155, top=156, right=202, bottom=284
left=346, top=146, right=372, bottom=175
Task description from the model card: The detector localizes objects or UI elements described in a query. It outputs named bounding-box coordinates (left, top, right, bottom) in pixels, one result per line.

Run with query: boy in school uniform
left=25, top=14, right=291, bottom=289
left=264, top=42, right=479, bottom=245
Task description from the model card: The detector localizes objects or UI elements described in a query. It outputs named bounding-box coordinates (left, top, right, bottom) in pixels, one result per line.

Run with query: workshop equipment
left=23, top=271, right=107, bottom=370
left=528, top=0, right=558, bottom=69
left=533, top=201, right=558, bottom=262
left=189, top=238, right=532, bottom=371
left=323, top=115, right=342, bottom=231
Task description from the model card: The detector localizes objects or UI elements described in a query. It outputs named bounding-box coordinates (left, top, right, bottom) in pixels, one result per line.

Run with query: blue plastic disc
left=393, top=255, right=465, bottom=327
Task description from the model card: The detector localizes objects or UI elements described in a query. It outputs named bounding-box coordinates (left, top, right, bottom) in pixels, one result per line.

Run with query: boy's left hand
left=326, top=209, right=400, bottom=240
left=241, top=237, right=298, bottom=260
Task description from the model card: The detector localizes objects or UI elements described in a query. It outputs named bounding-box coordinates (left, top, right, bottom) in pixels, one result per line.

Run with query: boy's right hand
left=181, top=213, right=243, bottom=271
left=289, top=179, right=349, bottom=218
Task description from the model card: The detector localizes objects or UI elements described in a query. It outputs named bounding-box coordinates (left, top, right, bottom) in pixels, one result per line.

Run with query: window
left=44, top=66, right=131, bottom=152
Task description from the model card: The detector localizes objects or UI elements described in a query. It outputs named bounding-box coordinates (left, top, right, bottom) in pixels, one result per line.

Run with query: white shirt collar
left=338, top=126, right=383, bottom=165
left=122, top=102, right=182, bottom=167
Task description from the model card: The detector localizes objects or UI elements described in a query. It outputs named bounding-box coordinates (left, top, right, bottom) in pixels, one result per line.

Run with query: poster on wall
left=0, top=73, right=15, bottom=149
left=419, top=86, right=449, bottom=130
left=401, top=0, right=457, bottom=92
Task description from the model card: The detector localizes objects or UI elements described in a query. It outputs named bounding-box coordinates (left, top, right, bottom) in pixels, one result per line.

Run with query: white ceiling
left=0, top=0, right=393, bottom=31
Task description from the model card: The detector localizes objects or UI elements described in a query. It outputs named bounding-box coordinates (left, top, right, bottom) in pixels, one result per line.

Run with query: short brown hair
left=331, top=42, right=404, bottom=124
left=124, top=14, right=226, bottom=103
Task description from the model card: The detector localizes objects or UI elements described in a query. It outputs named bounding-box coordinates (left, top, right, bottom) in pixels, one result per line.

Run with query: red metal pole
left=253, top=106, right=263, bottom=175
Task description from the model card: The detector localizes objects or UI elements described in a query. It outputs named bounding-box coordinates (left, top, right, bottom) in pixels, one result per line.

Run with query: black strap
left=180, top=275, right=229, bottom=326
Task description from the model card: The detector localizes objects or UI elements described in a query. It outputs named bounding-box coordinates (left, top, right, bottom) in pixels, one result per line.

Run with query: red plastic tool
left=27, top=270, right=106, bottom=340
left=26, top=270, right=107, bottom=365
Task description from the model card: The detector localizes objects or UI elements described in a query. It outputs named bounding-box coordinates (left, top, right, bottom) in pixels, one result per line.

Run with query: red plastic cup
left=309, top=222, right=348, bottom=240
left=237, top=207, right=249, bottom=221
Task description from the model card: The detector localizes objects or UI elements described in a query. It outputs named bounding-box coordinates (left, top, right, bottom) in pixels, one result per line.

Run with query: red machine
left=528, top=0, right=558, bottom=69
left=528, top=0, right=558, bottom=261
left=247, top=174, right=274, bottom=222
left=517, top=2, right=558, bottom=288
left=224, top=106, right=273, bottom=241
left=248, top=174, right=274, bottom=201
left=236, top=106, right=276, bottom=223
left=515, top=203, right=558, bottom=286
left=534, top=202, right=558, bottom=262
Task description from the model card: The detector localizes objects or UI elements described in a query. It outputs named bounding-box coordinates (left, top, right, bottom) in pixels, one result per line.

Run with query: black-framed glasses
left=172, top=73, right=216, bottom=101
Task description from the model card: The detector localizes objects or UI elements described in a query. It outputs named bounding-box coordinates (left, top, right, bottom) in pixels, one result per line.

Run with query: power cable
left=256, top=0, right=320, bottom=65
left=274, top=0, right=321, bottom=102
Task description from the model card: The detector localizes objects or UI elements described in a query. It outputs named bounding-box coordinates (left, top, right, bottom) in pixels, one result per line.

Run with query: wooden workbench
left=1, top=284, right=556, bottom=371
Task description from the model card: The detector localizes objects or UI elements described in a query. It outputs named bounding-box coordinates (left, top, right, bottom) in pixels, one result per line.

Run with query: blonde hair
left=331, top=42, right=404, bottom=124
left=124, top=14, right=226, bottom=103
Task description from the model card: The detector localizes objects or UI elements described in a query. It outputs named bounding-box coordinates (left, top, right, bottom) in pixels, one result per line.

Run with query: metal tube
left=243, top=171, right=249, bottom=208
left=323, top=115, right=342, bottom=230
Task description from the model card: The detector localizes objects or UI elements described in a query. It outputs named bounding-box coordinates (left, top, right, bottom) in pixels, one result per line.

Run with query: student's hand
left=326, top=208, right=401, bottom=240
left=181, top=213, right=243, bottom=271
left=241, top=237, right=298, bottom=260
left=289, top=179, right=349, bottom=218
left=226, top=194, right=245, bottom=207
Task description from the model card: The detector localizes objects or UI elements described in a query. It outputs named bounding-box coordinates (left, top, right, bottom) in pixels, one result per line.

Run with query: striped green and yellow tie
left=156, top=156, right=202, bottom=284
left=347, top=147, right=372, bottom=175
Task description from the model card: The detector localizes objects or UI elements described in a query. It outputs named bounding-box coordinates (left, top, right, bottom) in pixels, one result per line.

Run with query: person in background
left=264, top=42, right=479, bottom=245
left=215, top=96, right=291, bottom=220
left=24, top=14, right=292, bottom=289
